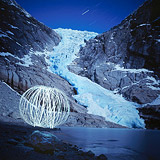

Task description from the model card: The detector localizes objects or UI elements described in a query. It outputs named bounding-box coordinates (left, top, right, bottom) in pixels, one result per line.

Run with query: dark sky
left=16, top=0, right=145, bottom=33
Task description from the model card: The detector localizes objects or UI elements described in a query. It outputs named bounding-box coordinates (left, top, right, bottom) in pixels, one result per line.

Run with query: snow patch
left=29, top=50, right=54, bottom=73
left=7, top=0, right=17, bottom=6
left=0, top=33, right=12, bottom=39
left=138, top=24, right=151, bottom=27
left=18, top=55, right=32, bottom=67
left=0, top=49, right=55, bottom=68
left=0, top=52, right=32, bottom=67
left=114, top=64, right=153, bottom=73
left=6, top=31, right=14, bottom=35
left=9, top=24, right=18, bottom=29
left=149, top=95, right=160, bottom=105
left=4, top=57, right=10, bottom=62
left=16, top=42, right=22, bottom=46
left=156, top=39, right=160, bottom=42
left=0, top=52, right=13, bottom=57
left=146, top=76, right=160, bottom=90
left=7, top=0, right=31, bottom=18
left=22, top=10, right=31, bottom=18
left=110, top=32, right=115, bottom=40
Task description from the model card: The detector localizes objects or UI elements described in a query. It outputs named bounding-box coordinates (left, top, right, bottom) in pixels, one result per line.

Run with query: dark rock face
left=0, top=0, right=74, bottom=99
left=0, top=0, right=68, bottom=93
left=65, top=112, right=125, bottom=128
left=68, top=0, right=160, bottom=104
left=138, top=104, right=160, bottom=129
left=0, top=0, right=61, bottom=56
left=122, top=84, right=159, bottom=104
left=0, top=0, right=71, bottom=95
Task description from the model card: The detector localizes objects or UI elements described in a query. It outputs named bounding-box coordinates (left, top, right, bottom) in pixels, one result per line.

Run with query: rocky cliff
left=0, top=0, right=66, bottom=93
left=68, top=0, right=160, bottom=128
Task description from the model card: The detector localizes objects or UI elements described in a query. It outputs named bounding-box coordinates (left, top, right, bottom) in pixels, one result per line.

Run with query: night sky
left=16, top=0, right=145, bottom=33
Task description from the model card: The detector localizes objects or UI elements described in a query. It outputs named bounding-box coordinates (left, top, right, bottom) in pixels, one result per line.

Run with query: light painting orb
left=19, top=85, right=70, bottom=128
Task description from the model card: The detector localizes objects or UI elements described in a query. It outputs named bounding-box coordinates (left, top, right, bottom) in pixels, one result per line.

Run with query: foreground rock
left=0, top=122, right=108, bottom=160
left=68, top=0, right=160, bottom=104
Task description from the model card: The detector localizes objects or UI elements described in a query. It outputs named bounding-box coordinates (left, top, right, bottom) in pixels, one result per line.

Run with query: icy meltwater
left=57, top=127, right=160, bottom=160
left=50, top=28, right=145, bottom=128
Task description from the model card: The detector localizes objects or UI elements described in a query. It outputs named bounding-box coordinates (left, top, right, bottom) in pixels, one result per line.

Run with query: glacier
left=49, top=28, right=145, bottom=128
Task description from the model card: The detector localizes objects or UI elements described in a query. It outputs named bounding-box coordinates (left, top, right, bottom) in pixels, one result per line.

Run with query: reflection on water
left=57, top=127, right=160, bottom=160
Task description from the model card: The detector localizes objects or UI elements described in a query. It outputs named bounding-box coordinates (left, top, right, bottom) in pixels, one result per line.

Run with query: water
left=57, top=127, right=160, bottom=160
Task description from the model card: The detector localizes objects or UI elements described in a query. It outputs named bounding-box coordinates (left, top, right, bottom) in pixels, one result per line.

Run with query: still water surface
left=57, top=127, right=160, bottom=160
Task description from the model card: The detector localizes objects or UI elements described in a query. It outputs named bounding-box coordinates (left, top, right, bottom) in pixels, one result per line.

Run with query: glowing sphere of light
left=19, top=85, right=70, bottom=128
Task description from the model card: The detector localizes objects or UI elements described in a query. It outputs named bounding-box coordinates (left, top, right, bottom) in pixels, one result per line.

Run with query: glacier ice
left=50, top=28, right=145, bottom=128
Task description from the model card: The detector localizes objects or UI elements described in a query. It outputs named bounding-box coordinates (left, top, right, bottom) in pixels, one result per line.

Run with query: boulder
left=27, top=130, right=61, bottom=154
left=122, top=85, right=160, bottom=104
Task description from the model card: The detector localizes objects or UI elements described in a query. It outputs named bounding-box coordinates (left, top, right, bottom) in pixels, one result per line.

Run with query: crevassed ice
left=50, top=28, right=145, bottom=128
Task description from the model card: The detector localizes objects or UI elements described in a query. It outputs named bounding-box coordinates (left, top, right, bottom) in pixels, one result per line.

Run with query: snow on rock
left=6, top=0, right=31, bottom=18
left=0, top=33, right=12, bottom=39
left=30, top=50, right=54, bottom=73
left=138, top=23, right=151, bottom=27
left=0, top=52, right=33, bottom=67
left=114, top=64, right=153, bottom=73
left=156, top=39, right=160, bottom=42
left=6, top=31, right=14, bottom=35
left=149, top=95, right=160, bottom=105
left=0, top=52, right=13, bottom=57
left=16, top=54, right=32, bottom=67
left=9, top=24, right=18, bottom=29
left=145, top=76, right=160, bottom=90
left=50, top=28, right=145, bottom=128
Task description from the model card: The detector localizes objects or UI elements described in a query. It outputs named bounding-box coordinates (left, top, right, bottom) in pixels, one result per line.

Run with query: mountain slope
left=69, top=0, right=160, bottom=104
left=0, top=0, right=123, bottom=128
left=67, top=0, right=160, bottom=128
left=0, top=0, right=68, bottom=93
left=48, top=28, right=145, bottom=128
left=0, top=0, right=61, bottom=56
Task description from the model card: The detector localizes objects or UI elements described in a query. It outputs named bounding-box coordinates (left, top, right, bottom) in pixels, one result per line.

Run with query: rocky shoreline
left=0, top=121, right=108, bottom=160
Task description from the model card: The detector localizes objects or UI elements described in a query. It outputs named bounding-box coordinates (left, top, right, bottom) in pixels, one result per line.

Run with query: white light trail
left=19, top=85, right=70, bottom=128
left=82, top=9, right=89, bottom=15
